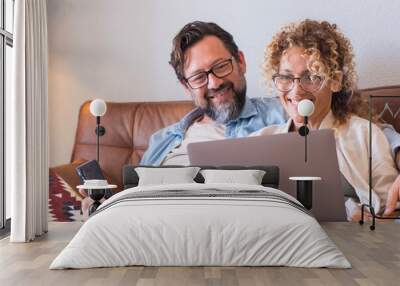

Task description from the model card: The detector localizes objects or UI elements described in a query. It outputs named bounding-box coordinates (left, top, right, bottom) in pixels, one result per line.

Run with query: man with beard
left=140, top=21, right=400, bottom=166
left=140, top=21, right=287, bottom=165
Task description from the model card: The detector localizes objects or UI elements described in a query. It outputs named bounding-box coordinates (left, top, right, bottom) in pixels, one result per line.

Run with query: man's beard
left=197, top=81, right=247, bottom=124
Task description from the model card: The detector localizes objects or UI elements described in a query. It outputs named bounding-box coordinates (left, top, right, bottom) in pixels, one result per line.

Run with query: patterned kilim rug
left=49, top=170, right=83, bottom=222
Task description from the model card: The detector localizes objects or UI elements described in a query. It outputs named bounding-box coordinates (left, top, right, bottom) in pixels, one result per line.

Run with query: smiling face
left=278, top=46, right=335, bottom=129
left=182, top=36, right=247, bottom=123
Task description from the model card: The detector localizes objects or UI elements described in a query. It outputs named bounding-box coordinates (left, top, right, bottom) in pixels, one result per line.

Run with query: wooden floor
left=0, top=222, right=400, bottom=286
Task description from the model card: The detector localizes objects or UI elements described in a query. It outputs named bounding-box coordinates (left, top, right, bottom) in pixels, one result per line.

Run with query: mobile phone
left=76, top=160, right=113, bottom=199
left=76, top=160, right=105, bottom=183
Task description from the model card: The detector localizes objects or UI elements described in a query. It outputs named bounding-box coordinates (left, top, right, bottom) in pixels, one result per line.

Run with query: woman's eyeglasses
left=272, top=74, right=325, bottom=92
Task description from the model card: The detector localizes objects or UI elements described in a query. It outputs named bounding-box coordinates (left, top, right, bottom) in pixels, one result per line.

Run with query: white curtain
left=10, top=0, right=49, bottom=242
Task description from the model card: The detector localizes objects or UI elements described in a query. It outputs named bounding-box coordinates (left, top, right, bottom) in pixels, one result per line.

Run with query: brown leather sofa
left=49, top=86, right=400, bottom=221
left=49, top=100, right=195, bottom=221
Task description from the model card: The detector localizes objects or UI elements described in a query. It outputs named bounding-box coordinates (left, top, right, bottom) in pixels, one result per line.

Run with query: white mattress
left=50, top=183, right=350, bottom=269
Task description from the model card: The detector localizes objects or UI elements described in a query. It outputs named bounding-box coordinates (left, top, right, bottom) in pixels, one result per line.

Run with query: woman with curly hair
left=254, top=19, right=399, bottom=220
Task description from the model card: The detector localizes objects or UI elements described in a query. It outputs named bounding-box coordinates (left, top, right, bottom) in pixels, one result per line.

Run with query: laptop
left=188, top=129, right=346, bottom=221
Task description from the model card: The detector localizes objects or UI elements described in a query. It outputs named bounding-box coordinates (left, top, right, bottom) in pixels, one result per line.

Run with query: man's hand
left=384, top=174, right=400, bottom=216
left=78, top=188, right=96, bottom=220
left=78, top=188, right=88, bottom=198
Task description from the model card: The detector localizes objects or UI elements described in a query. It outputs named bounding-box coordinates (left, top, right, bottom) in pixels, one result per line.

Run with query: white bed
left=50, top=183, right=350, bottom=269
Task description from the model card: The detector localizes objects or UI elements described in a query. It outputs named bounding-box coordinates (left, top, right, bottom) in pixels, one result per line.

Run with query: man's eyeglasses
left=272, top=74, right=325, bottom=93
left=184, top=57, right=234, bottom=89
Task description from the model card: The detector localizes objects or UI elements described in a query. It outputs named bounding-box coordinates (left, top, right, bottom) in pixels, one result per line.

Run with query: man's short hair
left=169, top=21, right=240, bottom=82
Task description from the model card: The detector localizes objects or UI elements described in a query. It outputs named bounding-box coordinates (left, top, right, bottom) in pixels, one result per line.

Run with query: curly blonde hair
left=263, top=19, right=368, bottom=124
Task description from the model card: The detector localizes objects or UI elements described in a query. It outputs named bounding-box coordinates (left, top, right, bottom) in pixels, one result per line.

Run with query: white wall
left=47, top=0, right=400, bottom=167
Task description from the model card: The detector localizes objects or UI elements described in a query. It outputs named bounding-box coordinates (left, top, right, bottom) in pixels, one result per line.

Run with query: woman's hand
left=396, top=149, right=400, bottom=170
left=350, top=207, right=372, bottom=222
left=384, top=174, right=400, bottom=216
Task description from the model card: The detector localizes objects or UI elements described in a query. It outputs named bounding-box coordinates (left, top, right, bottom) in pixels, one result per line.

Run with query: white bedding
left=50, top=183, right=350, bottom=269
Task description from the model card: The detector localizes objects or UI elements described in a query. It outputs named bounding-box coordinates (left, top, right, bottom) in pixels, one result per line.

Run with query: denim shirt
left=140, top=97, right=287, bottom=165
left=381, top=124, right=400, bottom=158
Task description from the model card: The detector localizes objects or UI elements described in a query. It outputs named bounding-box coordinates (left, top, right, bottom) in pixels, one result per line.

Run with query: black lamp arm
left=94, top=116, right=106, bottom=163
left=95, top=116, right=106, bottom=136
left=297, top=116, right=310, bottom=162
